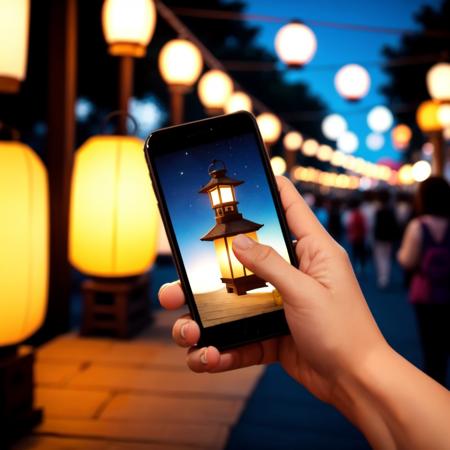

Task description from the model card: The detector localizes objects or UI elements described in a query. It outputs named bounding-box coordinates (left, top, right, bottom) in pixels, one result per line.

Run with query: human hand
left=159, top=176, right=388, bottom=405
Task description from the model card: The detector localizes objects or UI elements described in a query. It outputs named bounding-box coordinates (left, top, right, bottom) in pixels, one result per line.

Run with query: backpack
left=409, top=221, right=450, bottom=304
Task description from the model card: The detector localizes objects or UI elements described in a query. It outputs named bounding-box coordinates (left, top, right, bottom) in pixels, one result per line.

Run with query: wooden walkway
left=14, top=309, right=264, bottom=450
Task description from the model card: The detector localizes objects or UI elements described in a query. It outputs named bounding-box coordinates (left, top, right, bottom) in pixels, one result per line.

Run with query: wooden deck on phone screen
left=194, top=287, right=282, bottom=327
left=14, top=309, right=264, bottom=450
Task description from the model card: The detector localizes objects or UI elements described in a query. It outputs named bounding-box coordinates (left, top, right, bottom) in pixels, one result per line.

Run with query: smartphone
left=144, top=111, right=297, bottom=350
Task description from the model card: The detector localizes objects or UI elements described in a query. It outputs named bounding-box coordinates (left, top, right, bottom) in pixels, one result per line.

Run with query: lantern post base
left=81, top=273, right=151, bottom=339
left=222, top=274, right=267, bottom=296
left=0, top=346, right=42, bottom=446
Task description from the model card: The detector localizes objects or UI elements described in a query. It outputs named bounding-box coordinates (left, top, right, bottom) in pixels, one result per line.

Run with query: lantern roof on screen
left=200, top=217, right=263, bottom=241
left=199, top=160, right=243, bottom=193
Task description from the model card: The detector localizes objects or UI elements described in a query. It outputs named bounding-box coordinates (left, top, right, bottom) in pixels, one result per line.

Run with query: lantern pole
left=42, top=0, right=77, bottom=340
left=430, top=131, right=445, bottom=176
left=170, top=87, right=185, bottom=126
left=118, top=56, right=134, bottom=134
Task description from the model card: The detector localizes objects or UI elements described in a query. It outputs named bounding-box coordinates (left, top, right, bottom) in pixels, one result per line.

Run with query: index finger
left=276, top=176, right=327, bottom=240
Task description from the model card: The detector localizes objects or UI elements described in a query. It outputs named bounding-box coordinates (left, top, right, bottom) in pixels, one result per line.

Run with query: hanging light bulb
left=224, top=91, right=252, bottom=114
left=367, top=106, right=393, bottom=133
left=283, top=131, right=303, bottom=151
left=275, top=20, right=317, bottom=68
left=337, top=131, right=358, bottom=153
left=321, top=114, right=347, bottom=140
left=335, top=64, right=370, bottom=101
left=366, top=133, right=384, bottom=151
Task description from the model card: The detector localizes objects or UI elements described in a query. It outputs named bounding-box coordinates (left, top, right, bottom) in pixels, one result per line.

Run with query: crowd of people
left=307, top=177, right=450, bottom=386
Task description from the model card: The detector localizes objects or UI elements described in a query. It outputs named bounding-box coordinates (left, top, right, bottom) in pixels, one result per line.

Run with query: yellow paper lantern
left=270, top=156, right=287, bottom=175
left=416, top=100, right=442, bottom=133
left=391, top=124, right=412, bottom=150
left=317, top=144, right=333, bottom=162
left=69, top=135, right=159, bottom=277
left=256, top=112, right=282, bottom=145
left=102, top=0, right=156, bottom=57
left=0, top=0, right=30, bottom=93
left=283, top=131, right=303, bottom=151
left=224, top=91, right=252, bottom=114
left=158, top=39, right=203, bottom=91
left=0, top=141, right=48, bottom=345
left=301, top=139, right=319, bottom=157
left=197, top=70, right=233, bottom=112
left=398, top=164, right=414, bottom=185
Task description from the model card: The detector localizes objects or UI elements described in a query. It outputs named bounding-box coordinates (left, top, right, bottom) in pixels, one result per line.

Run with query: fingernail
left=200, top=348, right=208, bottom=365
left=158, top=281, right=178, bottom=295
left=233, top=234, right=254, bottom=250
left=180, top=322, right=189, bottom=340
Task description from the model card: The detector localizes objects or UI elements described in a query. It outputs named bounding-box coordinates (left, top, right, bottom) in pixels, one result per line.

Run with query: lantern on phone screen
left=199, top=160, right=267, bottom=295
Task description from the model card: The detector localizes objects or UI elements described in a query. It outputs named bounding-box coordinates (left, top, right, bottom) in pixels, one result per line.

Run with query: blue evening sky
left=154, top=133, right=290, bottom=293
left=239, top=0, right=442, bottom=163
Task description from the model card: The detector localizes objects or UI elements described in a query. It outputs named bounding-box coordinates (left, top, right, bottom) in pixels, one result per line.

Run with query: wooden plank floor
left=13, top=309, right=264, bottom=450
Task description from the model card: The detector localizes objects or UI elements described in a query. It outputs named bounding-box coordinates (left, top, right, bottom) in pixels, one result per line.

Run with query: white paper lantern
left=367, top=106, right=393, bottom=133
left=321, top=114, right=347, bottom=140
left=335, top=64, right=370, bottom=101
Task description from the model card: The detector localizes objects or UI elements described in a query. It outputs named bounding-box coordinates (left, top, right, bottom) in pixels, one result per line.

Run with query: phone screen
left=153, top=130, right=291, bottom=329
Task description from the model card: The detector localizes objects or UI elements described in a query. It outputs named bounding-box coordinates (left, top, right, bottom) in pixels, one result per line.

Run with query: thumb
left=231, top=234, right=318, bottom=302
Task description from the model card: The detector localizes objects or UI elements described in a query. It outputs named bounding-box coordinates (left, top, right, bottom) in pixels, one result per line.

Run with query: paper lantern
left=437, top=104, right=450, bottom=128
left=224, top=91, right=252, bottom=114
left=0, top=0, right=30, bottom=93
left=102, top=0, right=156, bottom=57
left=302, top=139, right=319, bottom=157
left=70, top=135, right=159, bottom=277
left=270, top=156, right=287, bottom=175
left=391, top=124, right=412, bottom=150
left=416, top=100, right=442, bottom=133
left=426, top=62, right=450, bottom=102
left=367, top=106, right=393, bottom=133
left=398, top=164, right=414, bottom=185
left=317, top=144, right=333, bottom=162
left=0, top=141, right=48, bottom=345
left=412, top=160, right=431, bottom=182
left=283, top=131, right=303, bottom=151
left=275, top=21, right=317, bottom=67
left=321, top=114, right=347, bottom=140
left=337, top=131, right=358, bottom=153
left=158, top=39, right=203, bottom=91
left=335, top=64, right=370, bottom=101
left=256, top=113, right=282, bottom=145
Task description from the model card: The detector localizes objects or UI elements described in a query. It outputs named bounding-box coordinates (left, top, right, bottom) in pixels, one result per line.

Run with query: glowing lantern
left=366, top=133, right=384, bottom=151
left=283, top=131, right=303, bottom=151
left=158, top=39, right=203, bottom=91
left=391, top=124, right=412, bottom=150
left=302, top=139, right=319, bottom=157
left=256, top=112, right=282, bottom=145
left=0, top=141, right=48, bottom=345
left=337, top=131, right=358, bottom=153
left=331, top=150, right=346, bottom=167
left=416, top=100, right=442, bottom=133
left=0, top=0, right=30, bottom=93
left=398, top=164, right=414, bottom=185
left=412, top=160, right=432, bottom=182
left=367, top=106, right=393, bottom=133
left=335, top=64, right=370, bottom=101
left=321, top=114, right=347, bottom=140
left=275, top=20, right=317, bottom=68
left=198, top=70, right=233, bottom=114
left=426, top=63, right=450, bottom=102
left=102, top=0, right=156, bottom=57
left=270, top=156, right=287, bottom=175
left=224, top=91, right=252, bottom=114
left=317, top=144, right=333, bottom=162
left=437, top=104, right=450, bottom=128
left=199, top=161, right=267, bottom=295
left=69, top=135, right=159, bottom=277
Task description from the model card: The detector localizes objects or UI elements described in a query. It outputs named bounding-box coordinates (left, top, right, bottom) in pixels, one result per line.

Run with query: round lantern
left=317, top=144, right=333, bottom=162
left=283, top=131, right=303, bottom=151
left=102, top=0, right=156, bottom=57
left=416, top=100, right=442, bottom=133
left=270, top=156, right=287, bottom=175
left=158, top=39, right=203, bottom=91
left=335, top=64, right=370, bottom=101
left=437, top=104, right=450, bottom=128
left=398, top=164, right=414, bottom=185
left=412, top=160, right=432, bottom=182
left=224, top=91, right=252, bottom=114
left=0, top=0, right=30, bottom=93
left=302, top=139, right=319, bottom=157
left=367, top=106, right=393, bottom=133
left=337, top=131, right=358, bottom=153
left=391, top=124, right=412, bottom=150
left=275, top=21, right=317, bottom=68
left=426, top=62, right=450, bottom=102
left=366, top=132, right=384, bottom=151
left=0, top=141, right=48, bottom=345
left=256, top=112, right=282, bottom=145
left=198, top=70, right=233, bottom=114
left=321, top=114, right=347, bottom=140
left=69, top=135, right=159, bottom=277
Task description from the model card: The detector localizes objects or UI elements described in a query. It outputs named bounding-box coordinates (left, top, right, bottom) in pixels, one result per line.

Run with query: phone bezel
left=144, top=111, right=297, bottom=350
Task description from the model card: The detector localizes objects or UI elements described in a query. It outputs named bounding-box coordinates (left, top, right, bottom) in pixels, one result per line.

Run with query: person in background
left=395, top=192, right=414, bottom=240
left=360, top=190, right=377, bottom=258
left=373, top=189, right=398, bottom=289
left=398, top=177, right=450, bottom=386
left=346, top=198, right=367, bottom=274
left=327, top=198, right=343, bottom=244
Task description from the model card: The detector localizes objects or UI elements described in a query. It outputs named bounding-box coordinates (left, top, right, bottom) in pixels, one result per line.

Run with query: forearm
left=333, top=344, right=450, bottom=450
